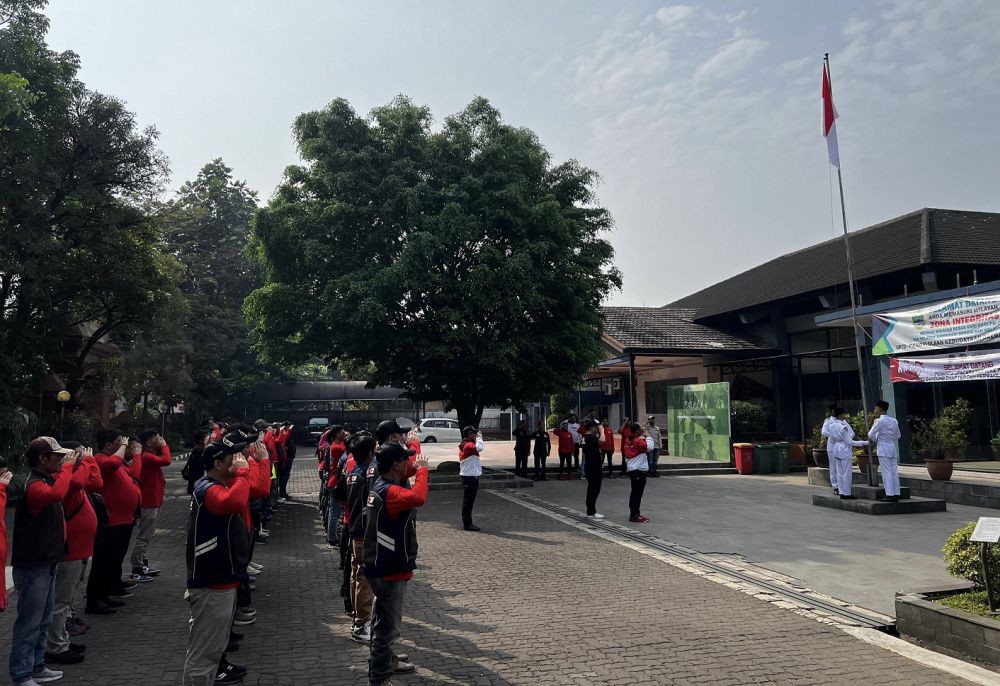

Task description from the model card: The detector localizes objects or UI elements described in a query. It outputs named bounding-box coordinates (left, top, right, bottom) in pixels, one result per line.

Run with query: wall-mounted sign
left=890, top=348, right=1000, bottom=383
left=872, top=293, right=1000, bottom=356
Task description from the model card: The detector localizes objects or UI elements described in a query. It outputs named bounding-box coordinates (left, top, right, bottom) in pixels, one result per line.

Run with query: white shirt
left=823, top=418, right=868, bottom=461
left=626, top=439, right=649, bottom=472
left=867, top=415, right=901, bottom=458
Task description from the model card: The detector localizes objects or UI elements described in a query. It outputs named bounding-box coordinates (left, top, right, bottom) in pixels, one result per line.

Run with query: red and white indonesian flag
left=822, top=63, right=840, bottom=168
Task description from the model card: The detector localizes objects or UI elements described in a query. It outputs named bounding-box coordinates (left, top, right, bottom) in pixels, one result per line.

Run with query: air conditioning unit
left=612, top=378, right=621, bottom=391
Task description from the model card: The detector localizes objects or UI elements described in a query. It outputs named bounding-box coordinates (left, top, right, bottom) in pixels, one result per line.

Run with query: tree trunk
left=454, top=401, right=475, bottom=429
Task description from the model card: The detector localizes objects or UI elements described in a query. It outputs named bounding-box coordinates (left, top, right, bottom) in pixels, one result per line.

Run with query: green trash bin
left=753, top=443, right=775, bottom=474
left=773, top=442, right=790, bottom=474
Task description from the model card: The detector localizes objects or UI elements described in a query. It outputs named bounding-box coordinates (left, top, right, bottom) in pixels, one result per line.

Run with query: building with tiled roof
left=584, top=208, right=1000, bottom=462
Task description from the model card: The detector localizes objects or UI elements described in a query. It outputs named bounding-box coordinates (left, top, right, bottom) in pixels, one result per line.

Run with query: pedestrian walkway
left=0, top=460, right=990, bottom=684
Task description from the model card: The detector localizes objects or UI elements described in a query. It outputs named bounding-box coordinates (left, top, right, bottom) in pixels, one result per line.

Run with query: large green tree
left=247, top=96, right=620, bottom=426
left=159, top=159, right=270, bottom=422
left=0, top=0, right=172, bottom=421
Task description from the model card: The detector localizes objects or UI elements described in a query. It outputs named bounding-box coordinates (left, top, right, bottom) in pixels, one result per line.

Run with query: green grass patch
left=937, top=591, right=1000, bottom=621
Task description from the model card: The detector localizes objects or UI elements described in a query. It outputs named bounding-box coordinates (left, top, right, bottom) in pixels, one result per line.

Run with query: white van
left=415, top=417, right=462, bottom=443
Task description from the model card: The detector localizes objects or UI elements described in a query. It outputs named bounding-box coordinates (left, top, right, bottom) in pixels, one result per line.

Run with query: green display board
left=666, top=382, right=731, bottom=462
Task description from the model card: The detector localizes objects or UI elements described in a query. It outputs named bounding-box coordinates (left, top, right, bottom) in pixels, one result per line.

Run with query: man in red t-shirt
left=86, top=429, right=142, bottom=612
left=131, top=429, right=172, bottom=579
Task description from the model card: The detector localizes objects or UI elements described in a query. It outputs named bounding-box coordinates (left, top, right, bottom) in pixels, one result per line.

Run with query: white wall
left=636, top=363, right=708, bottom=423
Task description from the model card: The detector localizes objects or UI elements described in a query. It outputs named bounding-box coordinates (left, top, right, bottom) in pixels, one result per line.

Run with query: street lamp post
left=56, top=390, right=71, bottom=440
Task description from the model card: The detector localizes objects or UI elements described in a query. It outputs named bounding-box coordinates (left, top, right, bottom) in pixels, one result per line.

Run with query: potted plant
left=808, top=421, right=828, bottom=467
left=913, top=398, right=973, bottom=481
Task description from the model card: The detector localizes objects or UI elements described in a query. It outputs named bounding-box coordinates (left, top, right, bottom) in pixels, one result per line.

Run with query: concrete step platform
left=660, top=467, right=738, bottom=476
left=812, top=493, right=946, bottom=514
left=841, top=484, right=911, bottom=500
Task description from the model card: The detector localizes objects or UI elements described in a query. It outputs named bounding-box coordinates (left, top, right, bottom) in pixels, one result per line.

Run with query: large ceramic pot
left=856, top=452, right=879, bottom=475
left=811, top=448, right=829, bottom=468
left=925, top=459, right=954, bottom=481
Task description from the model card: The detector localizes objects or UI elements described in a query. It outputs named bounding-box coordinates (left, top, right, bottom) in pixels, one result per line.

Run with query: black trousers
left=558, top=452, right=572, bottom=475
left=87, top=522, right=133, bottom=604
left=278, top=458, right=294, bottom=497
left=585, top=465, right=604, bottom=515
left=533, top=454, right=547, bottom=479
left=603, top=451, right=615, bottom=474
left=461, top=476, right=479, bottom=525
left=572, top=445, right=581, bottom=470
left=514, top=452, right=529, bottom=477
left=628, top=471, right=647, bottom=518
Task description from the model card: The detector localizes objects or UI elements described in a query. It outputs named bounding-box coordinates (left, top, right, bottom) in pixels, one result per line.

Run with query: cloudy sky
left=44, top=0, right=1000, bottom=306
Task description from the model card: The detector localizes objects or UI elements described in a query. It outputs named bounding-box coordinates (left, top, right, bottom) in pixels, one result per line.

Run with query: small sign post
left=970, top=517, right=1000, bottom=613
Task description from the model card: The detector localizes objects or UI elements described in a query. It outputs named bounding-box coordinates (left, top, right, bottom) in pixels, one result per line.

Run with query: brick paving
left=0, top=460, right=978, bottom=685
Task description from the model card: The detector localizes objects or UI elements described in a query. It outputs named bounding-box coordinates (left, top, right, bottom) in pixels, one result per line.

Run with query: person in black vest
left=9, top=437, right=77, bottom=686
left=345, top=436, right=378, bottom=644
left=183, top=428, right=253, bottom=686
left=364, top=443, right=428, bottom=685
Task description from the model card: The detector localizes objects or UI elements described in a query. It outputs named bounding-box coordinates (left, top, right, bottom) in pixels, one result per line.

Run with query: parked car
left=307, top=417, right=330, bottom=445
left=415, top=417, right=462, bottom=443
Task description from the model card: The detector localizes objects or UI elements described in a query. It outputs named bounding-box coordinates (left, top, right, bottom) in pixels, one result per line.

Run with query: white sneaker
left=350, top=623, right=372, bottom=644
left=248, top=562, right=263, bottom=571
left=587, top=513, right=606, bottom=520
left=276, top=498, right=287, bottom=505
left=247, top=567, right=259, bottom=577
left=32, top=668, right=64, bottom=683
left=14, top=679, right=41, bottom=686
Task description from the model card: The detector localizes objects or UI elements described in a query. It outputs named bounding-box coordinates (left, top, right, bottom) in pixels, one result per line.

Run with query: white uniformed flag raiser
left=822, top=63, right=840, bottom=168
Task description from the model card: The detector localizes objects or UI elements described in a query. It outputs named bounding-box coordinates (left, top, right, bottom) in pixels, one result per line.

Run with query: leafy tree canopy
left=247, top=95, right=620, bottom=426
left=157, top=159, right=272, bottom=422
left=0, top=0, right=171, bottom=416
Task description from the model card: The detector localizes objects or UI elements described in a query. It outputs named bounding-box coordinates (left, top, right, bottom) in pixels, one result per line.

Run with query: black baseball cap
left=376, top=442, right=415, bottom=473
left=376, top=420, right=405, bottom=443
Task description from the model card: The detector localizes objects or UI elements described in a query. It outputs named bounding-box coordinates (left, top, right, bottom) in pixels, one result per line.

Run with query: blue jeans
left=368, top=578, right=407, bottom=685
left=648, top=448, right=660, bottom=473
left=9, top=565, right=56, bottom=683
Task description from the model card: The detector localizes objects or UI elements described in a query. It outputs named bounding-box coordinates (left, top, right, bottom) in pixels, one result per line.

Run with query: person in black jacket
left=531, top=420, right=551, bottom=481
left=183, top=428, right=211, bottom=495
left=511, top=420, right=531, bottom=478
left=582, top=420, right=605, bottom=519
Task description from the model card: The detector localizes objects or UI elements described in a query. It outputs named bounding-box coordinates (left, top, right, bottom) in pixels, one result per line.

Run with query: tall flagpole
left=825, top=53, right=877, bottom=488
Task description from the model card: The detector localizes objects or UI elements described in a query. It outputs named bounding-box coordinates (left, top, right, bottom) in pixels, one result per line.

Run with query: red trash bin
left=733, top=443, right=754, bottom=475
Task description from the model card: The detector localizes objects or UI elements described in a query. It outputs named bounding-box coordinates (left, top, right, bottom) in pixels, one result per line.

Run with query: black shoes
left=85, top=601, right=117, bottom=615
left=463, top=524, right=481, bottom=532
left=45, top=650, right=85, bottom=664
left=839, top=495, right=858, bottom=500
left=68, top=643, right=86, bottom=654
